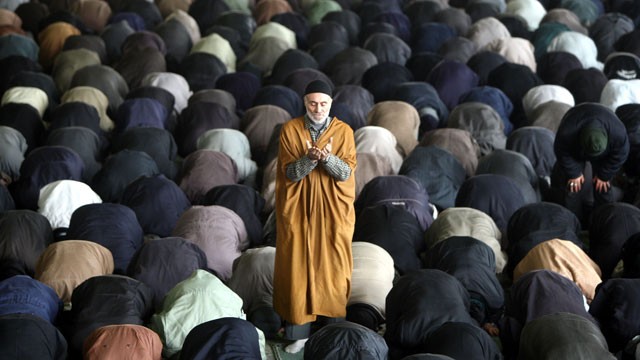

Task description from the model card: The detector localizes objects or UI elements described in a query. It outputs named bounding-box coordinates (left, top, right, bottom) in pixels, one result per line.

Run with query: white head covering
left=140, top=72, right=192, bottom=114
left=37, top=179, right=102, bottom=229
left=354, top=125, right=403, bottom=174
left=547, top=31, right=603, bottom=70
left=505, top=0, right=547, bottom=31
left=600, top=79, right=640, bottom=111
left=349, top=241, right=394, bottom=317
left=1, top=86, right=49, bottom=118
left=523, top=84, right=575, bottom=120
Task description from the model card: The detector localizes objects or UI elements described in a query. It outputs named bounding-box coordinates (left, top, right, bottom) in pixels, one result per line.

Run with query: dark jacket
left=554, top=102, right=629, bottom=181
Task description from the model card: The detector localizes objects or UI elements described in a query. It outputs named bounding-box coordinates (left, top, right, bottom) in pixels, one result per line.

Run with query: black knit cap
left=304, top=79, right=332, bottom=97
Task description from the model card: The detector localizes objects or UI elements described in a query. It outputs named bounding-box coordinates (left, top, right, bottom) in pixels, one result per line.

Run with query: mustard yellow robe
left=274, top=116, right=356, bottom=325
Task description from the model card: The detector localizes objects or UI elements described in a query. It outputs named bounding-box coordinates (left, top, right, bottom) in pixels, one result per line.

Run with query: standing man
left=553, top=102, right=629, bottom=226
left=274, top=80, right=357, bottom=353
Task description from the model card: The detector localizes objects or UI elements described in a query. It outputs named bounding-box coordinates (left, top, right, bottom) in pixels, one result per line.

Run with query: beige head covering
left=349, top=241, right=394, bottom=318
left=366, top=100, right=420, bottom=158
left=513, top=239, right=602, bottom=302
left=71, top=0, right=112, bottom=33
left=157, top=0, right=191, bottom=19
left=61, top=86, right=114, bottom=132
left=35, top=240, right=114, bottom=303
left=0, top=8, right=21, bottom=28
left=241, top=104, right=290, bottom=163
left=483, top=37, right=537, bottom=72
left=420, top=128, right=480, bottom=177
left=166, top=9, right=201, bottom=45
left=354, top=152, right=394, bottom=200
left=466, top=16, right=511, bottom=49
left=541, top=8, right=588, bottom=35
left=261, top=157, right=277, bottom=213
left=425, top=207, right=506, bottom=273
left=354, top=125, right=403, bottom=174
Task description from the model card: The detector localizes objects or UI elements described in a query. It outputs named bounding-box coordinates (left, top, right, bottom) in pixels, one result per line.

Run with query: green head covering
left=580, top=124, right=608, bottom=157
left=305, top=0, right=342, bottom=25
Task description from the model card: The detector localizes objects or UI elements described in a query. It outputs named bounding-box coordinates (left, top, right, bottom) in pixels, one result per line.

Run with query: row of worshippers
left=2, top=0, right=640, bottom=359
left=3, top=198, right=640, bottom=359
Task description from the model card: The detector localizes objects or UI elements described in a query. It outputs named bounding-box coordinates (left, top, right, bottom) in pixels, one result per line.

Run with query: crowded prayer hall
left=3, top=0, right=640, bottom=358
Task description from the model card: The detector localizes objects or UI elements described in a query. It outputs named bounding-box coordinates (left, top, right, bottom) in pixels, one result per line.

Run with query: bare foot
left=284, top=338, right=308, bottom=353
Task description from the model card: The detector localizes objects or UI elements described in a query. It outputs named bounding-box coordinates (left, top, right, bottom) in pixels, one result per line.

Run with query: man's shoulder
left=281, top=116, right=306, bottom=132
left=284, top=116, right=305, bottom=125
left=330, top=117, right=354, bottom=133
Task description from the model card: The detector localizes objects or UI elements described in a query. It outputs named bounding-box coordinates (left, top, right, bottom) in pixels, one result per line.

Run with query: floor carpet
left=267, top=339, right=304, bottom=360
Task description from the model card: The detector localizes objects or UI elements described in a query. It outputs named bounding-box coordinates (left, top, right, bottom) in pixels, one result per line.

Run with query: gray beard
left=307, top=114, right=327, bottom=129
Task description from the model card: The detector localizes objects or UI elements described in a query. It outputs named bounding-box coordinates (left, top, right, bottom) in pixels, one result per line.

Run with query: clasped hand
left=306, top=137, right=333, bottom=162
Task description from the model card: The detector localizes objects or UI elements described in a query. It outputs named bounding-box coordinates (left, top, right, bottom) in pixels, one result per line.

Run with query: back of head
left=579, top=121, right=608, bottom=157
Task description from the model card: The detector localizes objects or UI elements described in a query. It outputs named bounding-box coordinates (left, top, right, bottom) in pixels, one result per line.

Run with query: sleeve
left=554, top=121, right=584, bottom=179
left=286, top=155, right=318, bottom=182
left=593, top=122, right=630, bottom=181
left=320, top=154, right=352, bottom=181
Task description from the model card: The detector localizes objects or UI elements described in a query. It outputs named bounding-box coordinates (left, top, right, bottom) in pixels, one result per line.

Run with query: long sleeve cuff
left=320, top=154, right=352, bottom=181
left=286, top=155, right=318, bottom=182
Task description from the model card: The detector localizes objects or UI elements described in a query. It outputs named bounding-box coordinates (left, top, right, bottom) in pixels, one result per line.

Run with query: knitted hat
left=579, top=123, right=608, bottom=157
left=304, top=79, right=332, bottom=97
